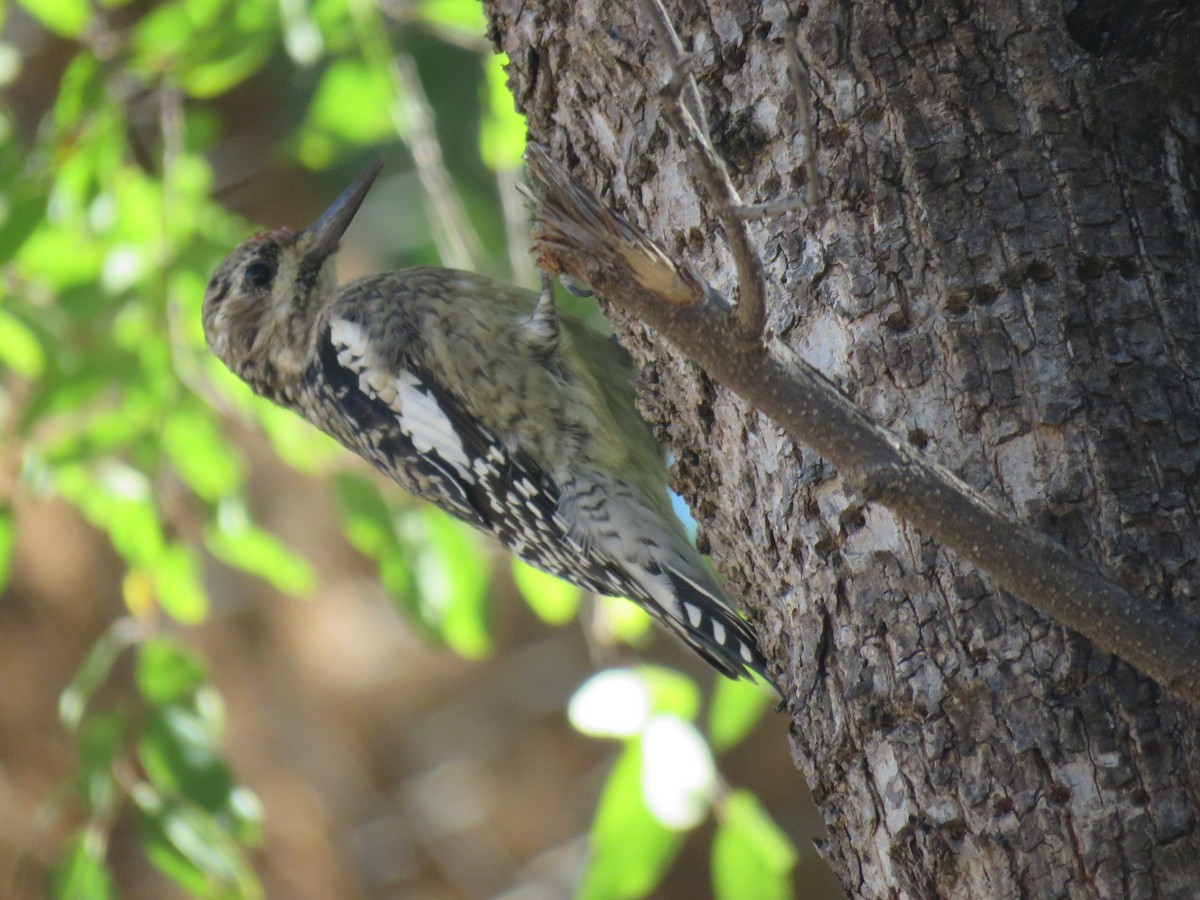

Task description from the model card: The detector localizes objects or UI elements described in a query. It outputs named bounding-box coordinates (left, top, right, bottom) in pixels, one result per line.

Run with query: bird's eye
left=244, top=262, right=275, bottom=289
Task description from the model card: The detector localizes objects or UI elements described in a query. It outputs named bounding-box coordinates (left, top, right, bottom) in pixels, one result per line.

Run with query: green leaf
left=152, top=543, right=209, bottom=624
left=131, top=0, right=276, bottom=98
left=0, top=181, right=49, bottom=266
left=55, top=464, right=165, bottom=568
left=0, top=43, right=18, bottom=87
left=163, top=404, right=243, bottom=501
left=76, top=710, right=126, bottom=814
left=419, top=0, right=486, bottom=34
left=569, top=669, right=650, bottom=739
left=712, top=791, right=797, bottom=900
left=0, top=505, right=14, bottom=596
left=637, top=666, right=701, bottom=721
left=256, top=402, right=343, bottom=472
left=413, top=508, right=492, bottom=658
left=597, top=593, right=655, bottom=646
left=481, top=52, right=526, bottom=170
left=578, top=740, right=683, bottom=900
left=59, top=619, right=141, bottom=733
left=512, top=557, right=580, bottom=625
left=206, top=499, right=315, bottom=596
left=52, top=54, right=104, bottom=134
left=225, top=786, right=265, bottom=847
left=135, top=784, right=262, bottom=899
left=181, top=44, right=274, bottom=99
left=640, top=715, right=714, bottom=830
left=298, top=54, right=397, bottom=167
left=334, top=472, right=394, bottom=557
left=16, top=0, right=91, bottom=37
left=279, top=0, right=323, bottom=66
left=0, top=307, right=47, bottom=377
left=205, top=524, right=315, bottom=596
left=137, top=637, right=208, bottom=705
left=378, top=548, right=417, bottom=615
left=707, top=675, right=773, bottom=753
left=48, top=830, right=115, bottom=900
left=138, top=698, right=233, bottom=813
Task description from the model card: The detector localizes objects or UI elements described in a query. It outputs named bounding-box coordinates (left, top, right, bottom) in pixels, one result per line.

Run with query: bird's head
left=203, top=162, right=382, bottom=398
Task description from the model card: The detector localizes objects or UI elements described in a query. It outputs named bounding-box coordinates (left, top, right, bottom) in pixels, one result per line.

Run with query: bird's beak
left=303, top=160, right=384, bottom=264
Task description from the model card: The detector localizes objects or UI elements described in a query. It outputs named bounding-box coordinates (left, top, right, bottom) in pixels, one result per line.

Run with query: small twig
left=499, top=165, right=539, bottom=288
left=786, top=22, right=822, bottom=206
left=392, top=54, right=481, bottom=270
left=637, top=0, right=710, bottom=138
left=525, top=145, right=1200, bottom=704
left=635, top=0, right=768, bottom=340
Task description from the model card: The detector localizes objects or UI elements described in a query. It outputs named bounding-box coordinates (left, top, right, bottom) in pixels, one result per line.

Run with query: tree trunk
left=484, top=0, right=1200, bottom=896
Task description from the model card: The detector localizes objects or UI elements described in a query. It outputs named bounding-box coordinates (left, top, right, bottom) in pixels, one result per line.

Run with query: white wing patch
left=330, top=316, right=469, bottom=469
left=394, top=370, right=470, bottom=469
left=331, top=317, right=368, bottom=370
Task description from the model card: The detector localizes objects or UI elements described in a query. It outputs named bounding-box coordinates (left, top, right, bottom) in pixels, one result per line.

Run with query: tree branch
left=525, top=143, right=1200, bottom=704
left=635, top=0, right=768, bottom=340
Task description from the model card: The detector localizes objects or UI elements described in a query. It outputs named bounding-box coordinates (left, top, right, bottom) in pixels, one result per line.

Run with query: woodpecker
left=203, top=162, right=774, bottom=685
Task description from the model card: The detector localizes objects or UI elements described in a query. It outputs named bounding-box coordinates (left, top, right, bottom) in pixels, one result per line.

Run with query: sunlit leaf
left=16, top=0, right=90, bottom=37
left=205, top=511, right=316, bottom=597
left=131, top=0, right=275, bottom=97
left=481, top=52, right=526, bottom=170
left=712, top=790, right=797, bottom=900
left=597, top=593, right=655, bottom=646
left=637, top=665, right=701, bottom=721
left=153, top=543, right=209, bottom=624
left=256, top=402, right=343, bottom=472
left=48, top=830, right=115, bottom=900
left=0, top=183, right=49, bottom=266
left=183, top=44, right=274, bottom=98
left=134, top=784, right=262, bottom=899
left=137, top=637, right=208, bottom=705
left=138, top=698, right=233, bottom=813
left=226, top=786, right=265, bottom=847
left=300, top=59, right=392, bottom=165
left=123, top=568, right=156, bottom=620
left=334, top=471, right=394, bottom=557
left=414, top=508, right=492, bottom=658
left=578, top=740, right=682, bottom=900
left=569, top=669, right=650, bottom=739
left=0, top=307, right=47, bottom=377
left=512, top=557, right=580, bottom=625
left=54, top=464, right=165, bottom=567
left=420, top=0, right=486, bottom=32
left=378, top=549, right=420, bottom=626
left=707, top=674, right=773, bottom=753
left=641, top=715, right=714, bottom=829
left=0, top=43, right=19, bottom=86
left=279, top=0, right=323, bottom=65
left=163, top=404, right=243, bottom=501
left=19, top=230, right=108, bottom=296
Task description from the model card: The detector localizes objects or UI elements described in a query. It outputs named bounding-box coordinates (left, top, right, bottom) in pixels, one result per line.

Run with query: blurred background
left=0, top=1, right=840, bottom=897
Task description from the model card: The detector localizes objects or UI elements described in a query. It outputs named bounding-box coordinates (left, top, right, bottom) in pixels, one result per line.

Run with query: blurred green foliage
left=0, top=0, right=794, bottom=895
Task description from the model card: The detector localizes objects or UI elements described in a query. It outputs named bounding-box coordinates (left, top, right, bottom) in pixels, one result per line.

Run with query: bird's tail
left=625, top=561, right=777, bottom=690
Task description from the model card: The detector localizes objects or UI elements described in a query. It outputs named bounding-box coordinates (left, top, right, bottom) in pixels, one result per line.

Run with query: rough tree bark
left=484, top=0, right=1200, bottom=897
